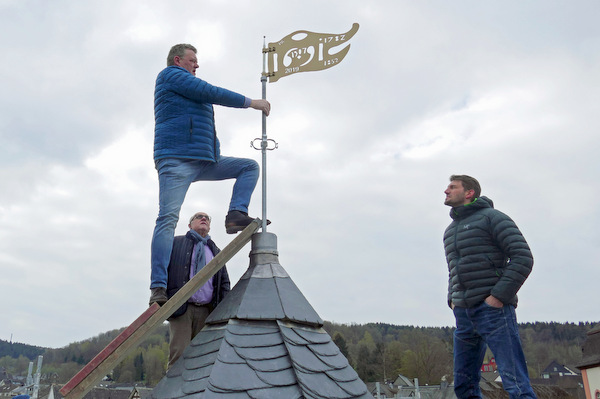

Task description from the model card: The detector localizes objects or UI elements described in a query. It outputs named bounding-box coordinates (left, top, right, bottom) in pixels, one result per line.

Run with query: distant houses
left=0, top=380, right=22, bottom=398
left=481, top=356, right=497, bottom=373
left=531, top=360, right=585, bottom=399
left=364, top=357, right=589, bottom=399
left=0, top=380, right=152, bottom=399
left=366, top=372, right=575, bottom=399
left=542, top=361, right=580, bottom=378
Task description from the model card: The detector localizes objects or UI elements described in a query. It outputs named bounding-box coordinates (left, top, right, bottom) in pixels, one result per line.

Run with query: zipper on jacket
left=452, top=222, right=464, bottom=290
left=213, top=113, right=218, bottom=162
left=190, top=117, right=193, bottom=135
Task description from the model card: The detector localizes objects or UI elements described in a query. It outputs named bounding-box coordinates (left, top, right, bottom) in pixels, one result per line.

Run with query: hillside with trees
left=324, top=321, right=597, bottom=385
left=0, top=321, right=597, bottom=386
left=0, top=339, right=45, bottom=361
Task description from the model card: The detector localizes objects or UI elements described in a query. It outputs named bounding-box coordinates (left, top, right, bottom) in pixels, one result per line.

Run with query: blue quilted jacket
left=443, top=196, right=533, bottom=308
left=153, top=66, right=248, bottom=161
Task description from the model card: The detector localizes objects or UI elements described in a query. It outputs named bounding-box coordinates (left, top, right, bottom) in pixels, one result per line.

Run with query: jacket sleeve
left=220, top=266, right=231, bottom=299
left=209, top=241, right=230, bottom=305
left=447, top=279, right=453, bottom=309
left=489, top=211, right=534, bottom=304
left=165, top=67, right=246, bottom=108
left=167, top=236, right=193, bottom=320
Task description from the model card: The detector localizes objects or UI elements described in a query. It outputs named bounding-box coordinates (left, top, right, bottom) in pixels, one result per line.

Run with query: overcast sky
left=1, top=0, right=599, bottom=349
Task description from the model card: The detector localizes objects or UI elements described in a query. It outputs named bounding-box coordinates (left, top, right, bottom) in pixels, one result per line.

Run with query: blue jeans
left=150, top=156, right=259, bottom=288
left=453, top=303, right=536, bottom=399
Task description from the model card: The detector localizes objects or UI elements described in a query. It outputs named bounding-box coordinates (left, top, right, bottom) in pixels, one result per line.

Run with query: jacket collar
left=450, top=196, right=494, bottom=220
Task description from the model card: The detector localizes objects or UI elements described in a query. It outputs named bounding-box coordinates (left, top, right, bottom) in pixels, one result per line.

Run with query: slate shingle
left=296, top=369, right=357, bottom=399
left=183, top=352, right=219, bottom=373
left=233, top=343, right=288, bottom=361
left=181, top=377, right=209, bottom=395
left=246, top=356, right=292, bottom=373
left=208, top=361, right=271, bottom=391
left=246, top=385, right=304, bottom=399
left=181, top=360, right=213, bottom=381
left=326, top=365, right=363, bottom=382
left=225, top=329, right=283, bottom=348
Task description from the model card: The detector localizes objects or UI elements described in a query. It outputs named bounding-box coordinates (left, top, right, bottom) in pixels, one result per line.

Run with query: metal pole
left=33, top=355, right=43, bottom=399
left=261, top=37, right=268, bottom=232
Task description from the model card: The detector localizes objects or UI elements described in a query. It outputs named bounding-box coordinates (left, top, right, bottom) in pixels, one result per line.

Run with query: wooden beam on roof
left=60, top=219, right=261, bottom=399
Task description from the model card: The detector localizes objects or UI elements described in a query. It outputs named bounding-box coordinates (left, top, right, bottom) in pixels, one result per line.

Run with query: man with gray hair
left=443, top=175, right=536, bottom=399
left=165, top=211, right=230, bottom=367
left=150, top=43, right=270, bottom=306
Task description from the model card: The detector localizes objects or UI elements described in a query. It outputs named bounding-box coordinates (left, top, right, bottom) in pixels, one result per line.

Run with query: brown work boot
left=149, top=287, right=168, bottom=306
left=225, top=210, right=270, bottom=234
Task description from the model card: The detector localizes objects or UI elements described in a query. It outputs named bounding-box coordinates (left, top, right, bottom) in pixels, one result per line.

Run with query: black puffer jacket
left=443, top=196, right=533, bottom=308
left=166, top=231, right=230, bottom=319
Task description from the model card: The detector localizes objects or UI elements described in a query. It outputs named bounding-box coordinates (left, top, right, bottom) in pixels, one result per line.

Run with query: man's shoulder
left=208, top=239, right=221, bottom=252
left=158, top=65, right=184, bottom=75
left=469, top=206, right=507, bottom=227
left=477, top=206, right=499, bottom=216
left=173, top=234, right=193, bottom=245
left=156, top=66, right=198, bottom=84
left=478, top=206, right=511, bottom=222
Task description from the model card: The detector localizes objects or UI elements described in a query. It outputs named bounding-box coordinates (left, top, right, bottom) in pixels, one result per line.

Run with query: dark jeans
left=150, top=157, right=259, bottom=288
left=453, top=302, right=537, bottom=399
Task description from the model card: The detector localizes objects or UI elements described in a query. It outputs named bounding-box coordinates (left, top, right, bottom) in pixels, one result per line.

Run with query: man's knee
left=243, top=158, right=259, bottom=172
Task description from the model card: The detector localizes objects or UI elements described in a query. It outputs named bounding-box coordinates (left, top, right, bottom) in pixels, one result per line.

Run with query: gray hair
left=167, top=43, right=197, bottom=66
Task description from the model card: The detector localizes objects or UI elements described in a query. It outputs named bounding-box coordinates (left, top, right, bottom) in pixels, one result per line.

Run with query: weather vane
left=252, top=23, right=360, bottom=231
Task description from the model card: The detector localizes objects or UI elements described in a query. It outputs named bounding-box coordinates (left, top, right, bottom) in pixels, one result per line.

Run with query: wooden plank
left=60, top=219, right=260, bottom=399
left=60, top=304, right=160, bottom=394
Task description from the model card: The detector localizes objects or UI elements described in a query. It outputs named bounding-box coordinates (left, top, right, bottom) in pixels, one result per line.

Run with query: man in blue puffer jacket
left=150, top=43, right=271, bottom=306
left=443, top=175, right=536, bottom=399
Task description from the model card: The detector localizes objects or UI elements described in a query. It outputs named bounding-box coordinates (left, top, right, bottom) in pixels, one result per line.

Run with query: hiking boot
left=149, top=287, right=168, bottom=306
left=225, top=210, right=270, bottom=234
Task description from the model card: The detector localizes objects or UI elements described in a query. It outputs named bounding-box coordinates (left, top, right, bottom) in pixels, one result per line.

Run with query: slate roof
left=128, top=387, right=154, bottom=399
left=0, top=381, right=21, bottom=396
left=577, top=325, right=600, bottom=369
left=365, top=382, right=397, bottom=398
left=541, top=360, right=579, bottom=376
left=48, top=384, right=132, bottom=399
left=480, top=371, right=501, bottom=383
left=151, top=232, right=372, bottom=399
left=392, top=374, right=414, bottom=387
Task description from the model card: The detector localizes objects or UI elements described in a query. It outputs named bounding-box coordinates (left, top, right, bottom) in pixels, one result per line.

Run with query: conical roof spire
left=205, top=233, right=323, bottom=326
left=151, top=233, right=373, bottom=399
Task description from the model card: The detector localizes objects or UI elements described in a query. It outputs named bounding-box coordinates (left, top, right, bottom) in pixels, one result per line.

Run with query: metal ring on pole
left=251, top=138, right=278, bottom=151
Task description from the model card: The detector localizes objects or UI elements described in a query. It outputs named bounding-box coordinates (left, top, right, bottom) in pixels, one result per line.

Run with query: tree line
left=324, top=321, right=597, bottom=384
left=0, top=321, right=597, bottom=387
left=0, top=339, right=44, bottom=361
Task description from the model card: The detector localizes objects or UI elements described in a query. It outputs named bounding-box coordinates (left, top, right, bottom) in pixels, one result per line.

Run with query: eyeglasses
left=192, top=214, right=211, bottom=222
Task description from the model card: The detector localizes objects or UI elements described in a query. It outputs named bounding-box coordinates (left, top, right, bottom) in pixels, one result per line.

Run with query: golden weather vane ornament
left=253, top=23, right=359, bottom=232
left=264, top=23, right=360, bottom=83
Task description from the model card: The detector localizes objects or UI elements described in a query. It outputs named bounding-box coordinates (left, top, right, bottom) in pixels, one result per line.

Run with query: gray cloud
left=1, top=0, right=598, bottom=348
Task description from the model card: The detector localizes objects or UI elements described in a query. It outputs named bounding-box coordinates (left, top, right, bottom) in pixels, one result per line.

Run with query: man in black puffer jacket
left=443, top=175, right=536, bottom=399
left=166, top=211, right=230, bottom=368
